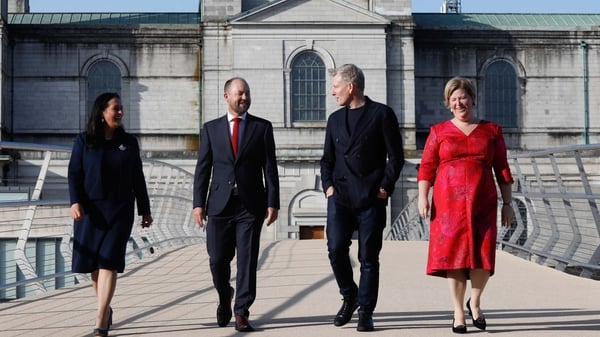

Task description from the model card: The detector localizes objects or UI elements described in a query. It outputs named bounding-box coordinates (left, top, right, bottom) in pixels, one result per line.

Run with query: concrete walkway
left=1, top=240, right=599, bottom=336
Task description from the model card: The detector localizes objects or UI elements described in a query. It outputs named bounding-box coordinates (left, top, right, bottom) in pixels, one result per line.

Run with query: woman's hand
left=418, top=195, right=430, bottom=219
left=501, top=204, right=514, bottom=227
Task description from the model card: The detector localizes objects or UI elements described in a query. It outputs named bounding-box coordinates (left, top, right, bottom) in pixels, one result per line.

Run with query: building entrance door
left=299, top=225, right=325, bottom=239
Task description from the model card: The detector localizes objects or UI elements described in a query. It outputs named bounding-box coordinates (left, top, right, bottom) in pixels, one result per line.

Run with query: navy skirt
left=72, top=199, right=135, bottom=273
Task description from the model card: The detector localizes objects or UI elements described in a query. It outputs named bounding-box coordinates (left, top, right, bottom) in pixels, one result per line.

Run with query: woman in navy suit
left=68, top=92, right=153, bottom=337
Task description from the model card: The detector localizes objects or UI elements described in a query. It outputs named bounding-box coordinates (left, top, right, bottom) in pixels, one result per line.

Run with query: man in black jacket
left=320, top=64, right=404, bottom=332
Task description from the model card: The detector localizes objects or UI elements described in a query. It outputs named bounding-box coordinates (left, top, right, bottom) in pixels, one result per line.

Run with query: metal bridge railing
left=387, top=144, right=600, bottom=280
left=0, top=141, right=204, bottom=300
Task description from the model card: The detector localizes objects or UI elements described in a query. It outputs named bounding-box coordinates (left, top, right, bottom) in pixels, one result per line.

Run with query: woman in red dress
left=417, top=77, right=514, bottom=334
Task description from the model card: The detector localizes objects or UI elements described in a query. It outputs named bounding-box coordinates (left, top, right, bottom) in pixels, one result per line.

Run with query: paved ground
left=1, top=240, right=599, bottom=337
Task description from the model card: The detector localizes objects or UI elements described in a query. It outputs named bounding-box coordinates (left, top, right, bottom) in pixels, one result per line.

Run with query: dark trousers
left=326, top=198, right=386, bottom=314
left=206, top=196, right=263, bottom=317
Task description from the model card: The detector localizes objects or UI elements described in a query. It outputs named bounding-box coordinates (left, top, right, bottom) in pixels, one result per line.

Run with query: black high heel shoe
left=108, top=307, right=113, bottom=330
left=93, top=327, right=109, bottom=337
left=466, top=298, right=472, bottom=316
left=452, top=319, right=467, bottom=334
left=93, top=307, right=113, bottom=337
left=466, top=298, right=487, bottom=330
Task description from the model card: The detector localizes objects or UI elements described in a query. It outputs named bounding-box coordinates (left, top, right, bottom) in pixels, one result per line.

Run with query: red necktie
left=231, top=117, right=241, bottom=157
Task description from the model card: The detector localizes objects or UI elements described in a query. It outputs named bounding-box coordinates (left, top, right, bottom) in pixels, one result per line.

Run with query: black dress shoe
left=216, top=287, right=234, bottom=327
left=452, top=319, right=467, bottom=334
left=333, top=297, right=358, bottom=326
left=235, top=314, right=255, bottom=332
left=466, top=298, right=486, bottom=330
left=356, top=312, right=374, bottom=332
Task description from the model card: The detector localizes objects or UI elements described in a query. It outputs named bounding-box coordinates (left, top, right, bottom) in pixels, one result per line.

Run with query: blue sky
left=415, top=0, right=600, bottom=13
left=28, top=0, right=600, bottom=13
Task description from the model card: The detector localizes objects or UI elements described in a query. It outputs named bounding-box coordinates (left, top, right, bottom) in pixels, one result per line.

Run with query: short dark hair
left=224, top=77, right=249, bottom=93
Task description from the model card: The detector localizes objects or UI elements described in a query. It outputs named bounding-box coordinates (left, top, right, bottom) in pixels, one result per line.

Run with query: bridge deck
left=1, top=240, right=599, bottom=337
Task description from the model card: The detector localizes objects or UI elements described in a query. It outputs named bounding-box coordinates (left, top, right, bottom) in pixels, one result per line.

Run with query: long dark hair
left=85, top=92, right=123, bottom=147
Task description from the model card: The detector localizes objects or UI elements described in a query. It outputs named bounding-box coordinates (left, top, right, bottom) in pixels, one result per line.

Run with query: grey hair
left=330, top=64, right=364, bottom=92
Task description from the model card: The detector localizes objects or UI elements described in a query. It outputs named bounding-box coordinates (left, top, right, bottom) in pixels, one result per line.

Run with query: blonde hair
left=444, top=77, right=476, bottom=108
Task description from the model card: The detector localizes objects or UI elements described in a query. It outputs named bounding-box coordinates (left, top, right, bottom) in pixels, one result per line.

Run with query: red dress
left=417, top=120, right=513, bottom=277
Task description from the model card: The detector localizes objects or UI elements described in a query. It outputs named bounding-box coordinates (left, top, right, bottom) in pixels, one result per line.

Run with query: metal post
left=580, top=41, right=589, bottom=144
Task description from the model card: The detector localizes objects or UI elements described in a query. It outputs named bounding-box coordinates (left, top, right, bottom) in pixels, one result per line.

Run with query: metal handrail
left=387, top=143, right=600, bottom=279
left=0, top=141, right=204, bottom=299
left=0, top=141, right=72, bottom=153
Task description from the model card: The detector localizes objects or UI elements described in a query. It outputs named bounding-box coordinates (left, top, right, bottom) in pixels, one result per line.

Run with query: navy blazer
left=68, top=132, right=151, bottom=217
left=320, top=97, right=405, bottom=209
left=193, top=114, right=280, bottom=217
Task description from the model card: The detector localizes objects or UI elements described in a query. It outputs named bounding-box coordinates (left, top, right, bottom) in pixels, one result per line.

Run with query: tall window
left=484, top=61, right=518, bottom=128
left=291, top=52, right=326, bottom=122
left=87, top=61, right=121, bottom=114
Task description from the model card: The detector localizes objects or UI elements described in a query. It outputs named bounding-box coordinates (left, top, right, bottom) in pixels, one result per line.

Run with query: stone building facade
left=0, top=0, right=598, bottom=239
left=0, top=9, right=201, bottom=154
left=413, top=13, right=600, bottom=150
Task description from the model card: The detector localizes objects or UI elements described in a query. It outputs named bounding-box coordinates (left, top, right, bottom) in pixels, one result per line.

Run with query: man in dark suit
left=320, top=64, right=404, bottom=332
left=193, top=77, right=280, bottom=332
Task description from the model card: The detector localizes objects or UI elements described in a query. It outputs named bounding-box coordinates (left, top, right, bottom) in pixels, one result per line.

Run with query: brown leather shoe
left=235, top=314, right=255, bottom=332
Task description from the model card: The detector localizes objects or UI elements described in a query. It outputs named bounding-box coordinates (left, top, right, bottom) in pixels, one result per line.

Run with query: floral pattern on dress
left=418, top=120, right=513, bottom=277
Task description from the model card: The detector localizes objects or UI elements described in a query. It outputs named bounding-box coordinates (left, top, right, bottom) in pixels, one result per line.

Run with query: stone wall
left=6, top=24, right=201, bottom=152
left=414, top=28, right=600, bottom=148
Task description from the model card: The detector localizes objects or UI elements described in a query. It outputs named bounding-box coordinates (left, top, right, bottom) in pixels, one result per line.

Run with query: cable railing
left=2, top=141, right=598, bottom=300
left=0, top=141, right=204, bottom=300
left=387, top=144, right=600, bottom=280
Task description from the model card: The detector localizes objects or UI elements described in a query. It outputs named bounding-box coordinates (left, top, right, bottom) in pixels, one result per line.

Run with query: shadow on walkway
left=1, top=240, right=599, bottom=336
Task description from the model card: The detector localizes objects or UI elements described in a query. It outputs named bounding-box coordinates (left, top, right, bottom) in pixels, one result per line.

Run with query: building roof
left=7, top=12, right=600, bottom=30
left=413, top=13, right=600, bottom=30
left=228, top=0, right=390, bottom=25
left=7, top=13, right=201, bottom=25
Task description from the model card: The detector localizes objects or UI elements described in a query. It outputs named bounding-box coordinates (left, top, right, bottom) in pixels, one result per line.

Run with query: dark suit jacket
left=320, top=97, right=404, bottom=209
left=193, top=114, right=280, bottom=217
left=68, top=131, right=151, bottom=221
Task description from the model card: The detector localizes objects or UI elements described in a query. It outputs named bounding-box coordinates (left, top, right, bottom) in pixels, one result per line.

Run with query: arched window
left=87, top=61, right=122, bottom=113
left=291, top=52, right=326, bottom=122
left=484, top=61, right=518, bottom=128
